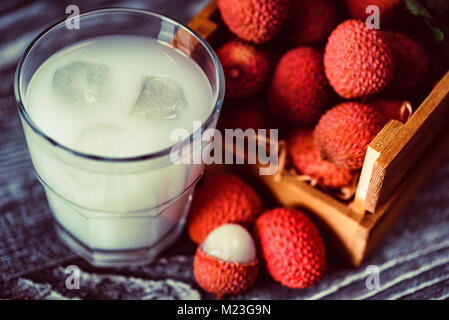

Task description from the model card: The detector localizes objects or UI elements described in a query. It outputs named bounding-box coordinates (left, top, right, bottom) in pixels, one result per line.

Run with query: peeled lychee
left=324, top=20, right=394, bottom=99
left=342, top=0, right=402, bottom=25
left=254, top=208, right=326, bottom=289
left=269, top=47, right=331, bottom=125
left=286, top=0, right=336, bottom=45
left=288, top=129, right=355, bottom=189
left=194, top=224, right=259, bottom=298
left=383, top=32, right=429, bottom=92
left=218, top=0, right=289, bottom=44
left=314, top=102, right=386, bottom=170
left=202, top=224, right=257, bottom=264
left=187, top=173, right=262, bottom=244
left=217, top=40, right=270, bottom=100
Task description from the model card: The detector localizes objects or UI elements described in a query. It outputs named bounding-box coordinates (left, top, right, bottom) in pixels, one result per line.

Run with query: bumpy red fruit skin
left=383, top=32, right=428, bottom=92
left=194, top=249, right=259, bottom=297
left=217, top=40, right=270, bottom=100
left=187, top=173, right=262, bottom=244
left=314, top=102, right=386, bottom=170
left=343, top=0, right=402, bottom=25
left=287, top=0, right=336, bottom=45
left=288, top=129, right=354, bottom=189
left=324, top=20, right=394, bottom=99
left=218, top=0, right=289, bottom=44
left=269, top=47, right=331, bottom=125
left=254, top=208, right=326, bottom=289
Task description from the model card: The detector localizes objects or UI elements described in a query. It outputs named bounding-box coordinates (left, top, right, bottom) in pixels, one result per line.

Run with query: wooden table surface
left=0, top=0, right=448, bottom=300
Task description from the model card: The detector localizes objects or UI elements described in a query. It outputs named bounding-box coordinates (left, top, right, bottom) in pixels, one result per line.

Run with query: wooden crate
left=188, top=0, right=449, bottom=266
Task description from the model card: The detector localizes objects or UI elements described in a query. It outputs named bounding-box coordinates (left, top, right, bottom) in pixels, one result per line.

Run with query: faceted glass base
left=55, top=214, right=187, bottom=267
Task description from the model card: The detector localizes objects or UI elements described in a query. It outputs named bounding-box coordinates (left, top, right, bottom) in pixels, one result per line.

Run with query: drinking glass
left=14, top=8, right=225, bottom=267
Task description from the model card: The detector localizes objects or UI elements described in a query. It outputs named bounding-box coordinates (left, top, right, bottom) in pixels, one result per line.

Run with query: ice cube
left=132, top=76, right=188, bottom=120
left=76, top=124, right=139, bottom=157
left=52, top=61, right=109, bottom=104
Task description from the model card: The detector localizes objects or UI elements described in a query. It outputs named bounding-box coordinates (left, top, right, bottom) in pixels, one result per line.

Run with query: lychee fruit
left=194, top=224, right=259, bottom=298
left=383, top=32, right=429, bottom=92
left=187, top=173, right=262, bottom=244
left=219, top=99, right=270, bottom=131
left=342, top=0, right=402, bottom=26
left=218, top=0, right=289, bottom=44
left=368, top=99, right=412, bottom=123
left=286, top=0, right=336, bottom=45
left=288, top=129, right=355, bottom=189
left=324, top=19, right=394, bottom=99
left=217, top=40, right=270, bottom=100
left=269, top=47, right=331, bottom=125
left=314, top=102, right=386, bottom=170
left=254, top=208, right=326, bottom=289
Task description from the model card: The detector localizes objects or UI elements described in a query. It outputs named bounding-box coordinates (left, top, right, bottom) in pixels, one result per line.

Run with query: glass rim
left=14, top=7, right=225, bottom=163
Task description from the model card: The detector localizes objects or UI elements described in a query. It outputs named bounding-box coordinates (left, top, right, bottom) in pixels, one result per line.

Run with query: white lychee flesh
left=201, top=224, right=256, bottom=264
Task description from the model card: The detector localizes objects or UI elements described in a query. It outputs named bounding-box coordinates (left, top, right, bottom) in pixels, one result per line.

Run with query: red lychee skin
left=288, top=129, right=355, bottom=189
left=342, top=0, right=402, bottom=25
left=368, top=99, right=411, bottom=124
left=217, top=40, right=270, bottom=100
left=324, top=20, right=394, bottom=99
left=269, top=47, right=331, bottom=125
left=383, top=32, right=429, bottom=92
left=314, top=102, right=386, bottom=170
left=219, top=99, right=270, bottom=131
left=287, top=0, right=336, bottom=45
left=254, top=208, right=326, bottom=289
left=187, top=173, right=262, bottom=244
left=218, top=0, right=289, bottom=44
left=194, top=248, right=259, bottom=297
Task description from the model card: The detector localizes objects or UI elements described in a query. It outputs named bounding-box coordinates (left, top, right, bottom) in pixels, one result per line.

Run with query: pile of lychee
left=188, top=0, right=431, bottom=299
left=188, top=173, right=326, bottom=298
left=216, top=0, right=429, bottom=191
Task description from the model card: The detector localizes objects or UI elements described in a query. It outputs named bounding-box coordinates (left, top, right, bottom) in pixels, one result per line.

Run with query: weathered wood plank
left=354, top=120, right=404, bottom=213
left=364, top=72, right=449, bottom=212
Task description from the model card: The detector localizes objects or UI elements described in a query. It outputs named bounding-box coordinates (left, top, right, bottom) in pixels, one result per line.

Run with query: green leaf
left=405, top=0, right=433, bottom=19
left=429, top=24, right=445, bottom=43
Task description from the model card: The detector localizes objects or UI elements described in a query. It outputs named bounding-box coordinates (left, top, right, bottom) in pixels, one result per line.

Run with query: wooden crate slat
left=358, top=127, right=449, bottom=261
left=187, top=0, right=218, bottom=41
left=362, top=72, right=449, bottom=212
left=354, top=120, right=404, bottom=213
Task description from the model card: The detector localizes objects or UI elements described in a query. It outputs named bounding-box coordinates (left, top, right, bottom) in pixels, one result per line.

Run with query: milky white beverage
left=23, top=35, right=214, bottom=254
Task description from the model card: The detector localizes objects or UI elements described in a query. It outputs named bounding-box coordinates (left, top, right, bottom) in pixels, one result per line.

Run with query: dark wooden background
left=0, top=0, right=448, bottom=300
